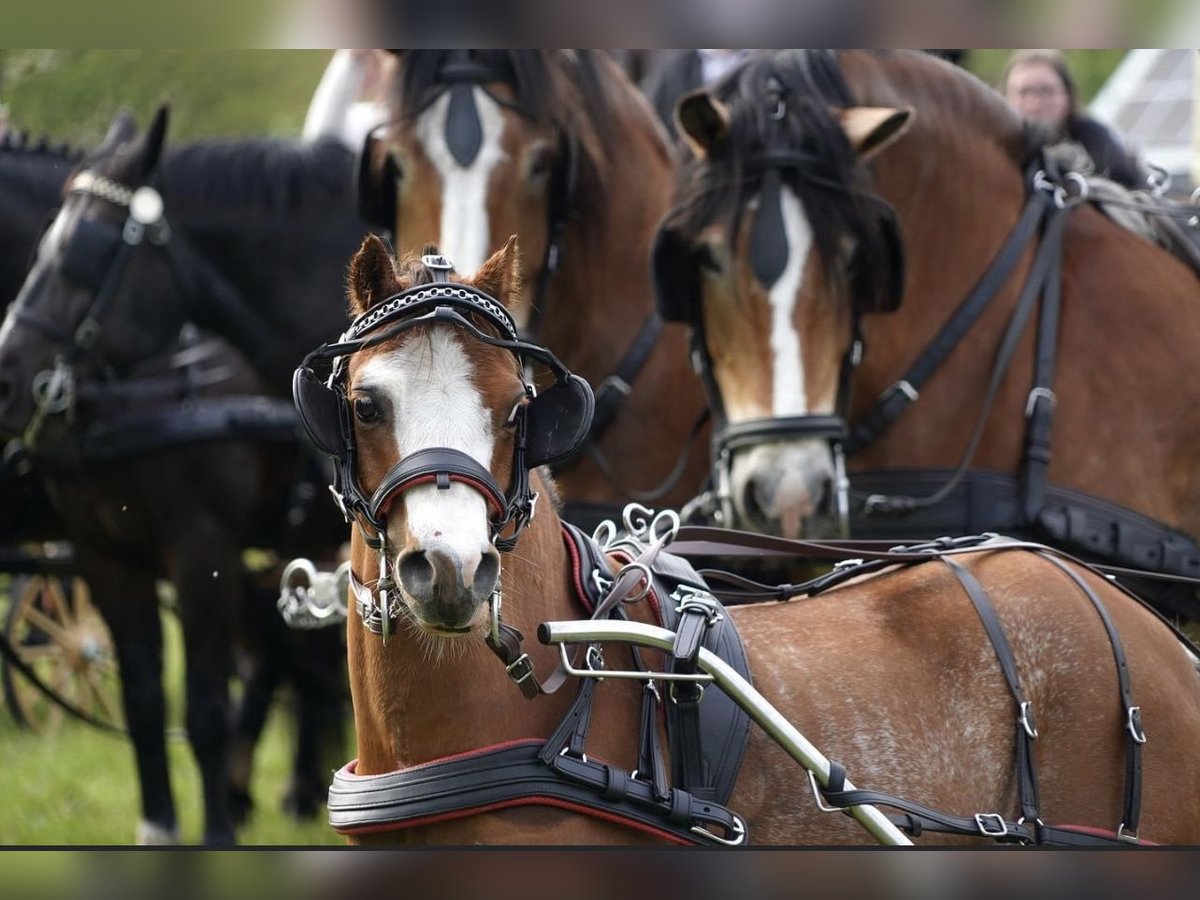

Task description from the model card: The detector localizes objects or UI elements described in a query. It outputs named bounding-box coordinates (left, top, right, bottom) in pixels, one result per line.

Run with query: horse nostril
left=472, top=549, right=500, bottom=602
left=740, top=474, right=773, bottom=527
left=397, top=550, right=435, bottom=602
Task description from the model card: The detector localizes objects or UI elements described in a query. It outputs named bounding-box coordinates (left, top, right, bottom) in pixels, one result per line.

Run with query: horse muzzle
left=396, top=540, right=501, bottom=633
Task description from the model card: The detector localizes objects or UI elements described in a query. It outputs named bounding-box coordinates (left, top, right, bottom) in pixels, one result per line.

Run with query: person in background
left=302, top=49, right=390, bottom=151
left=1000, top=48, right=1143, bottom=188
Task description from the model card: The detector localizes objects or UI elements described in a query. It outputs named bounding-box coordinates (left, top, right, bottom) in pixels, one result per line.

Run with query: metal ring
left=614, top=561, right=653, bottom=603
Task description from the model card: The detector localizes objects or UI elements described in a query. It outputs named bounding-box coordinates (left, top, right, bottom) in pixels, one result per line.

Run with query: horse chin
left=398, top=592, right=486, bottom=639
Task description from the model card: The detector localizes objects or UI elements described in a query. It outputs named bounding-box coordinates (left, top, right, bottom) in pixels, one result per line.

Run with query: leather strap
left=1036, top=553, right=1144, bottom=840
left=586, top=311, right=664, bottom=444
left=328, top=740, right=744, bottom=844
left=847, top=179, right=1052, bottom=454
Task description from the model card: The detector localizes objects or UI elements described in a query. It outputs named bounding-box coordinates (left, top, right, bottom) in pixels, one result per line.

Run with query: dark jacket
left=1066, top=114, right=1142, bottom=189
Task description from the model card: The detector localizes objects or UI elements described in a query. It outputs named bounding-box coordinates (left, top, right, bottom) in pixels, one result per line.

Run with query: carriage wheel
left=2, top=575, right=123, bottom=732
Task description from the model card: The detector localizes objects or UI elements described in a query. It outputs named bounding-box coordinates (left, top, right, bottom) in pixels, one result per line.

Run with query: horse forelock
left=395, top=50, right=618, bottom=209
left=666, top=50, right=890, bottom=311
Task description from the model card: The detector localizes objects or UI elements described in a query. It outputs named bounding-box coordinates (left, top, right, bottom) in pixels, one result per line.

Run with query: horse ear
left=99, top=108, right=138, bottom=153
left=347, top=233, right=400, bottom=316
left=676, top=90, right=730, bottom=158
left=835, top=106, right=914, bottom=161
left=472, top=235, right=523, bottom=309
left=138, top=105, right=170, bottom=177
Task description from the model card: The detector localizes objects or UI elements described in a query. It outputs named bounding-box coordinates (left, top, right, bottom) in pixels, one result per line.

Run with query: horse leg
left=79, top=555, right=177, bottom=844
left=227, top=573, right=288, bottom=826
left=169, top=537, right=239, bottom=846
left=283, top=625, right=347, bottom=819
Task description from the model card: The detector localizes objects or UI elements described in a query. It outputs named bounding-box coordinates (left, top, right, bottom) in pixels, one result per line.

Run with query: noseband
left=293, top=255, right=594, bottom=638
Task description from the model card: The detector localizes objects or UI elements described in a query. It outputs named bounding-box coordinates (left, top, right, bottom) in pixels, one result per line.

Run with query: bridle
left=10, top=171, right=171, bottom=447
left=654, top=75, right=904, bottom=532
left=8, top=168, right=273, bottom=449
left=293, top=255, right=594, bottom=640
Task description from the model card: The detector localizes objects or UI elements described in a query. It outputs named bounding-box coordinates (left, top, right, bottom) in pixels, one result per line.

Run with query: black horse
left=0, top=114, right=359, bottom=844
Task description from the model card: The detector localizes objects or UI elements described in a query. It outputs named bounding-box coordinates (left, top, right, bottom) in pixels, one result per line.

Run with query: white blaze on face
left=766, top=188, right=814, bottom=418
left=0, top=205, right=74, bottom=347
left=415, top=88, right=508, bottom=279
left=358, top=330, right=495, bottom=565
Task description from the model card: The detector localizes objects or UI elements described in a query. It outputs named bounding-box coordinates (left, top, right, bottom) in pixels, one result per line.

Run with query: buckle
left=1116, top=823, right=1139, bottom=844
left=1019, top=700, right=1039, bottom=739
left=596, top=374, right=632, bottom=399
left=505, top=653, right=535, bottom=685
left=975, top=813, right=1009, bottom=838
left=1025, top=386, right=1057, bottom=417
left=671, top=585, right=724, bottom=625
left=1126, top=706, right=1147, bottom=744
left=690, top=815, right=747, bottom=847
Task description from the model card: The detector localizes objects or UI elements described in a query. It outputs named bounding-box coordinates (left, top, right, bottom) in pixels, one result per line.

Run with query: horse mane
left=0, top=129, right=84, bottom=161
left=156, top=136, right=353, bottom=215
left=663, top=50, right=896, bottom=306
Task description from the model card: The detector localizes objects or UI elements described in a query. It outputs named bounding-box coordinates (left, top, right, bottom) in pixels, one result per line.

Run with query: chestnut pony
left=304, top=235, right=1200, bottom=845
left=652, top=51, right=1200, bottom=617
left=359, top=50, right=708, bottom=531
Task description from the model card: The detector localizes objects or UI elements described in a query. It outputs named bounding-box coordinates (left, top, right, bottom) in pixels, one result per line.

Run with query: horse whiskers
left=397, top=609, right=488, bottom=666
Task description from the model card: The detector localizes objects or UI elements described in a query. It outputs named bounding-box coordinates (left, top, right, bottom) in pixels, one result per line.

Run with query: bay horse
left=0, top=112, right=351, bottom=843
left=651, top=50, right=1200, bottom=618
left=300, top=234, right=1200, bottom=845
left=358, top=50, right=708, bottom=530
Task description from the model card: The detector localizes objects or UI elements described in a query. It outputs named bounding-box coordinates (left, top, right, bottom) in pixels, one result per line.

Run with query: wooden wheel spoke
left=17, top=606, right=73, bottom=645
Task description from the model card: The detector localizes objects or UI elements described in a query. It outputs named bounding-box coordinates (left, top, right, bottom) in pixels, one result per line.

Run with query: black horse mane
left=158, top=136, right=352, bottom=215
left=0, top=130, right=84, bottom=161
left=664, top=49, right=899, bottom=310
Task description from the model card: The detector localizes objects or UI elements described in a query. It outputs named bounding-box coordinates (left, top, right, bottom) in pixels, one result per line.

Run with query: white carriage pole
left=539, top=619, right=913, bottom=846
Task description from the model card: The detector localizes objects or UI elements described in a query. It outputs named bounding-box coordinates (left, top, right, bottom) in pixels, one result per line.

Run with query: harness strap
left=586, top=311, right=664, bottom=444
left=328, top=740, right=744, bottom=844
left=847, top=183, right=1052, bottom=454
left=1019, top=223, right=1063, bottom=525
left=941, top=555, right=1041, bottom=825
left=1036, top=552, right=1145, bottom=840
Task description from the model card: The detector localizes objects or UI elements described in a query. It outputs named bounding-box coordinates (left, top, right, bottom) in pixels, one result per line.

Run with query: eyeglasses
left=1012, top=84, right=1065, bottom=100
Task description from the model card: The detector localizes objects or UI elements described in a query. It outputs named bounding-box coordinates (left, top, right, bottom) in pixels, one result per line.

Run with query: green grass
left=0, top=608, right=346, bottom=846
left=0, top=50, right=332, bottom=145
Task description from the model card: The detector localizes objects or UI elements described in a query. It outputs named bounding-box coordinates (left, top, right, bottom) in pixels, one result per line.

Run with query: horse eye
left=353, top=395, right=380, bottom=423
left=697, top=245, right=723, bottom=275
left=527, top=145, right=555, bottom=181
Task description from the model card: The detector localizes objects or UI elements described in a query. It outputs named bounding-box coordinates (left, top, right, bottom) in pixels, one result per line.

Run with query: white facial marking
left=415, top=88, right=508, bottom=278
left=0, top=205, right=75, bottom=347
left=359, top=329, right=495, bottom=564
left=766, top=188, right=813, bottom=418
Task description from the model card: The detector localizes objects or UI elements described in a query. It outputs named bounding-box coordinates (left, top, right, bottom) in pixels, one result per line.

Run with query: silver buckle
left=1019, top=700, right=1039, bottom=739
left=690, top=815, right=747, bottom=846
left=1025, top=386, right=1057, bottom=417
left=1126, top=706, right=1147, bottom=744
left=1116, top=823, right=1139, bottom=844
left=975, top=813, right=1009, bottom=838
left=505, top=653, right=535, bottom=685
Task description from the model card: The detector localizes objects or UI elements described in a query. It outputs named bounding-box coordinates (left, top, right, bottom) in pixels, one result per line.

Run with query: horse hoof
left=136, top=819, right=180, bottom=845
left=282, top=787, right=321, bottom=821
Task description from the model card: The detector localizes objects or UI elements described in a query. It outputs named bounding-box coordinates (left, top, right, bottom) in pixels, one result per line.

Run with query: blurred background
left=2, top=49, right=1193, bottom=191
